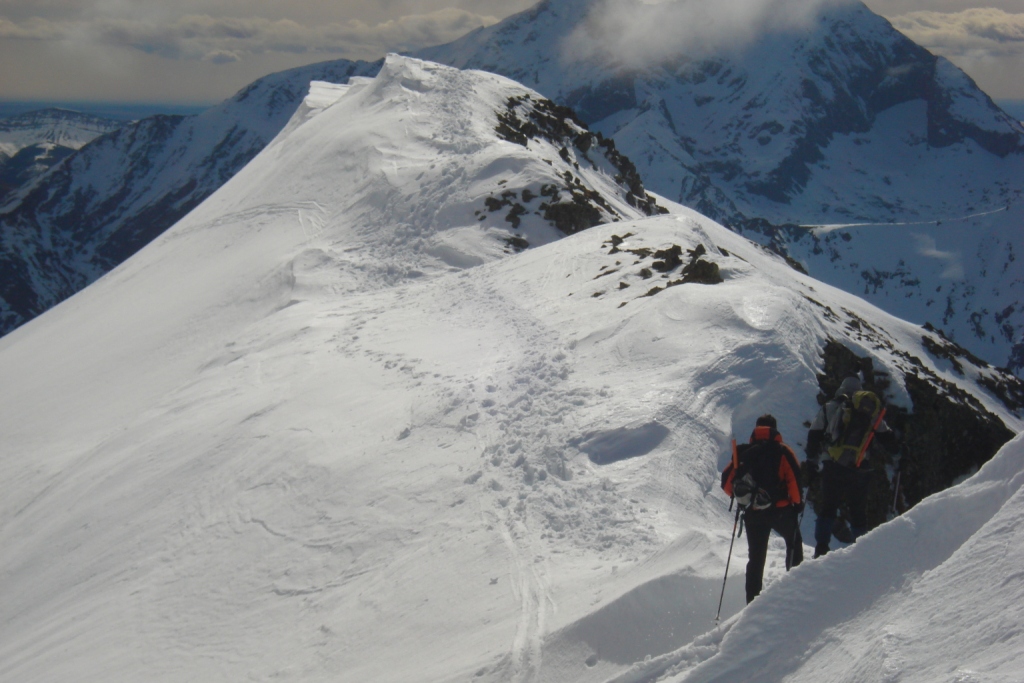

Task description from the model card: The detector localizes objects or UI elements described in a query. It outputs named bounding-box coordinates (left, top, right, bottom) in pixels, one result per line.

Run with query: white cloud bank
left=561, top=0, right=852, bottom=68
left=889, top=8, right=1024, bottom=59
left=0, top=9, right=499, bottom=63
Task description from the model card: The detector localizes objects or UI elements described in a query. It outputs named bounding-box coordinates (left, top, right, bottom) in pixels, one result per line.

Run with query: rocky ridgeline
left=490, top=94, right=666, bottom=237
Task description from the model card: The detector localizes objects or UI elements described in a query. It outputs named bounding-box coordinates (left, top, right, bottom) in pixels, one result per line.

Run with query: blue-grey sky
left=0, top=0, right=1021, bottom=104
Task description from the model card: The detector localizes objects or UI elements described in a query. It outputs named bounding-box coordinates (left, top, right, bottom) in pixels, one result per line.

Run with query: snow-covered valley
left=1, top=56, right=1022, bottom=682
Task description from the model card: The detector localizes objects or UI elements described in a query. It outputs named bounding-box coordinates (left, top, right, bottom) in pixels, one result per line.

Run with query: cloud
left=561, top=0, right=853, bottom=68
left=0, top=8, right=499, bottom=62
left=889, top=8, right=1024, bottom=59
left=913, top=233, right=964, bottom=280
left=0, top=15, right=68, bottom=40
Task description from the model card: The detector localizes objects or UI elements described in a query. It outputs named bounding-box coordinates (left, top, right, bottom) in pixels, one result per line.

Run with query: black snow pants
left=743, top=505, right=803, bottom=603
left=814, top=459, right=871, bottom=551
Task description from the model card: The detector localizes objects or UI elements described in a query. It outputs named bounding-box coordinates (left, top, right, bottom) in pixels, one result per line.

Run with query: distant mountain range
left=1, top=0, right=1022, bottom=373
left=0, top=108, right=123, bottom=157
left=0, top=108, right=124, bottom=204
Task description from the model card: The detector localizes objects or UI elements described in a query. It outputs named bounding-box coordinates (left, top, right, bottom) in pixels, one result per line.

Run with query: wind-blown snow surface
left=0, top=57, right=1019, bottom=682
left=662, top=433, right=1024, bottom=683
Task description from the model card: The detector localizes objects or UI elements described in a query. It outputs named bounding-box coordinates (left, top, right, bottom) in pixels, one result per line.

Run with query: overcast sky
left=0, top=0, right=1021, bottom=104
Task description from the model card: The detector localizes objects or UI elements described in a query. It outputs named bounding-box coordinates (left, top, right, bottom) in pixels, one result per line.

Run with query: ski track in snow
left=804, top=204, right=1011, bottom=233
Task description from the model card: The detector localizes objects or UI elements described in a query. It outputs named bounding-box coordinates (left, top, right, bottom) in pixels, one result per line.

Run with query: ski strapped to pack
left=854, top=406, right=886, bottom=468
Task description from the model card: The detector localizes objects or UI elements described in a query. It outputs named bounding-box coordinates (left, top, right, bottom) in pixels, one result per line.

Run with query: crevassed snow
left=0, top=56, right=1019, bottom=683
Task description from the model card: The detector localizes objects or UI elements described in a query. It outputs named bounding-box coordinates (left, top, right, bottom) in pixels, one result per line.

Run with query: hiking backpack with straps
left=825, top=390, right=885, bottom=467
left=722, top=431, right=791, bottom=511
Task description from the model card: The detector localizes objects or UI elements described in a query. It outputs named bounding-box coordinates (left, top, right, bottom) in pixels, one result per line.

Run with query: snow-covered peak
left=415, top=0, right=1024, bottom=373
left=186, top=54, right=663, bottom=285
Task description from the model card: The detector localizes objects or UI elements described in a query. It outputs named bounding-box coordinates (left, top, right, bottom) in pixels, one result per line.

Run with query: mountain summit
left=424, top=0, right=1024, bottom=222
left=420, top=0, right=1024, bottom=371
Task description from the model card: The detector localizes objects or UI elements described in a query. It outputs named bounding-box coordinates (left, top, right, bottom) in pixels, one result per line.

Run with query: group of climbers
left=720, top=375, right=895, bottom=603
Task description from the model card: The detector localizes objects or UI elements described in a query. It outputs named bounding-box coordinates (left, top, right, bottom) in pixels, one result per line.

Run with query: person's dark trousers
left=814, top=460, right=871, bottom=553
left=743, top=506, right=804, bottom=603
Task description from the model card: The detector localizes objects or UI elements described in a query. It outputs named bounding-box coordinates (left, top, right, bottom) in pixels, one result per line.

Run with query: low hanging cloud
left=889, top=8, right=1024, bottom=59
left=0, top=15, right=67, bottom=40
left=561, top=0, right=852, bottom=68
left=0, top=8, right=499, bottom=63
left=913, top=233, right=964, bottom=280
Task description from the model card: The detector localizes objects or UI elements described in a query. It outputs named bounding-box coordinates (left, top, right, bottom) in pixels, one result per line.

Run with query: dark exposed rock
left=504, top=235, right=529, bottom=252
left=920, top=324, right=1024, bottom=414
left=679, top=257, right=722, bottom=285
left=493, top=94, right=666, bottom=235
left=651, top=245, right=683, bottom=272
left=505, top=203, right=527, bottom=229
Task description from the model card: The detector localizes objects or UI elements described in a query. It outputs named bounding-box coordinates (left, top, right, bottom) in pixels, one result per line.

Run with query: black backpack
left=722, top=437, right=787, bottom=511
left=825, top=390, right=885, bottom=467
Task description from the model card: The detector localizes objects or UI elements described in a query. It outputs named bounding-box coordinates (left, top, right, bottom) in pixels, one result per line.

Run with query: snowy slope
left=656, top=432, right=1024, bottom=683
left=0, top=56, right=1020, bottom=683
left=0, top=59, right=382, bottom=336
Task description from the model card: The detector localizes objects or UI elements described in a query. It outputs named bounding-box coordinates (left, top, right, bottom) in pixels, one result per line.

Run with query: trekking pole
left=715, top=504, right=743, bottom=625
left=890, top=471, right=902, bottom=517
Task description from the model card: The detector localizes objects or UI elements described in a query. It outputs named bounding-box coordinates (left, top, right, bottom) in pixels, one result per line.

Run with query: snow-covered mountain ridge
left=418, top=0, right=1024, bottom=373
left=0, top=108, right=125, bottom=203
left=2, top=0, right=1022, bottom=377
left=0, top=60, right=381, bottom=335
left=0, top=107, right=122, bottom=157
left=0, top=56, right=1020, bottom=683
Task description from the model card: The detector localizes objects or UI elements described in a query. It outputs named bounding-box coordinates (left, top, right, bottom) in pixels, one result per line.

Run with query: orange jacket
left=722, top=426, right=803, bottom=508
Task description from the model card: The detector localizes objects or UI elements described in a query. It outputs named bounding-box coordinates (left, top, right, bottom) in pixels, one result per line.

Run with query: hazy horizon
left=0, top=93, right=1021, bottom=125
left=1, top=0, right=1022, bottom=104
